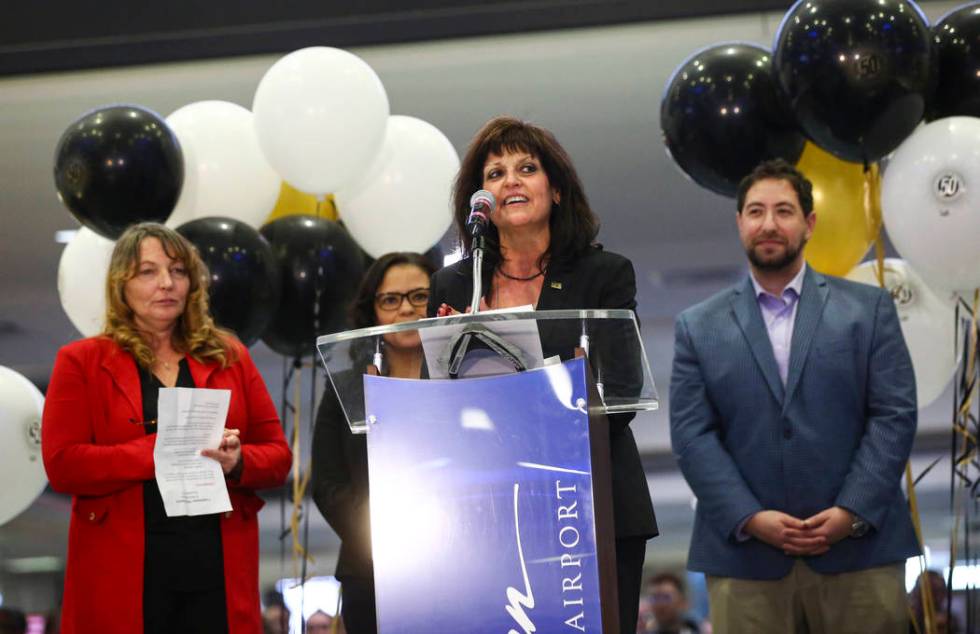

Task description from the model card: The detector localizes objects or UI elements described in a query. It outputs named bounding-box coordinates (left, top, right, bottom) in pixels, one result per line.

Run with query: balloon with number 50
left=882, top=116, right=980, bottom=294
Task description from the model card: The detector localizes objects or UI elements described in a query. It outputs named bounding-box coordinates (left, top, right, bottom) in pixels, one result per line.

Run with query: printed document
left=154, top=387, right=233, bottom=517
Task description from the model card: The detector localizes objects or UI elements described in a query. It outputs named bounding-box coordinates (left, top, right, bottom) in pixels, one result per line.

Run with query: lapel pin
left=550, top=281, right=562, bottom=290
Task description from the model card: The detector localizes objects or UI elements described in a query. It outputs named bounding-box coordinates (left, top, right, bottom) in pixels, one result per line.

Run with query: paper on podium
left=154, top=387, right=233, bottom=517
left=419, top=305, right=545, bottom=379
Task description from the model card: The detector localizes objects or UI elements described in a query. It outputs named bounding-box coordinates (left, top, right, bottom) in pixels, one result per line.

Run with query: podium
left=316, top=309, right=658, bottom=633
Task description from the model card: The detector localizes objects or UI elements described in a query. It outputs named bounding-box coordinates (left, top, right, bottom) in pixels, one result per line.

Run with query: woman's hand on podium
left=435, top=298, right=490, bottom=317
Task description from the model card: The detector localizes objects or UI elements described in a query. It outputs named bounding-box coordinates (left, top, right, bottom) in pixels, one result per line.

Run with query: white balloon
left=882, top=116, right=980, bottom=294
left=58, top=228, right=114, bottom=337
left=846, top=258, right=958, bottom=409
left=0, top=366, right=47, bottom=526
left=252, top=47, right=389, bottom=196
left=165, top=101, right=280, bottom=230
left=336, top=116, right=458, bottom=258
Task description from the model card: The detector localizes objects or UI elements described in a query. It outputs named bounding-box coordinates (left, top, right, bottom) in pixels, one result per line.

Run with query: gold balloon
left=265, top=182, right=338, bottom=223
left=796, top=142, right=880, bottom=276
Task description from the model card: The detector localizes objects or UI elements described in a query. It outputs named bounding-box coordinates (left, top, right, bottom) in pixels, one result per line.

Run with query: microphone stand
left=443, top=220, right=529, bottom=378
left=469, top=232, right=485, bottom=314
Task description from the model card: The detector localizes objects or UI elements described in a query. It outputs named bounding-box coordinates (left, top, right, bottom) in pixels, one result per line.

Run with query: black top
left=140, top=360, right=225, bottom=591
left=312, top=368, right=374, bottom=580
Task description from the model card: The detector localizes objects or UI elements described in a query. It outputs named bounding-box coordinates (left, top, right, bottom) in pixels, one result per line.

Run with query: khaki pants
left=706, top=560, right=906, bottom=634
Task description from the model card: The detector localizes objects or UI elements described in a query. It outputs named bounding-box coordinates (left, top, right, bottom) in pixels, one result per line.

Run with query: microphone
left=466, top=190, right=496, bottom=238
left=465, top=190, right=495, bottom=312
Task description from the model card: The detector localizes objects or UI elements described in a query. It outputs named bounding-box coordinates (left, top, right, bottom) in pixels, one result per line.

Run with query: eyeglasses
left=375, top=287, right=430, bottom=311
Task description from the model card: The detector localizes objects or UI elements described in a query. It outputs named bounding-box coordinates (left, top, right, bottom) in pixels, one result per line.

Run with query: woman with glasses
left=428, top=116, right=659, bottom=634
left=311, top=252, right=436, bottom=634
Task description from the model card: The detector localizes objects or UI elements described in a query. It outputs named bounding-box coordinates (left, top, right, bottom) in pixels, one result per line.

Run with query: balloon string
left=316, top=194, right=339, bottom=222
left=952, top=484, right=963, bottom=584
left=279, top=356, right=290, bottom=579
left=863, top=163, right=885, bottom=286
left=907, top=460, right=938, bottom=634
left=953, top=293, right=978, bottom=454
left=290, top=360, right=314, bottom=581
left=952, top=295, right=979, bottom=478
left=950, top=301, right=965, bottom=625
left=959, top=292, right=979, bottom=423
left=867, top=161, right=938, bottom=633
left=948, top=295, right=980, bottom=630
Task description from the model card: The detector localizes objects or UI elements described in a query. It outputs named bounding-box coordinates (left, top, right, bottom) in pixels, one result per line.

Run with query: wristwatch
left=850, top=515, right=870, bottom=538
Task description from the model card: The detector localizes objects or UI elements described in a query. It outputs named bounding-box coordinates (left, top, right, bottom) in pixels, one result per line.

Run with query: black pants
left=340, top=575, right=378, bottom=634
left=143, top=526, right=227, bottom=634
left=143, top=583, right=228, bottom=634
left=616, top=536, right=648, bottom=634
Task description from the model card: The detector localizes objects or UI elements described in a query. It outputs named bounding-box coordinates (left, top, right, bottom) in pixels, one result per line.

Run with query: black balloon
left=176, top=217, right=280, bottom=347
left=929, top=4, right=980, bottom=120
left=661, top=43, right=806, bottom=197
left=54, top=104, right=183, bottom=239
left=260, top=215, right=365, bottom=358
left=773, top=0, right=932, bottom=163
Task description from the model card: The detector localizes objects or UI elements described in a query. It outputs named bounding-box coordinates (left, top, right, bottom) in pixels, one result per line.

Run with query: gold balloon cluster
left=796, top=142, right=881, bottom=276
left=266, top=182, right=339, bottom=223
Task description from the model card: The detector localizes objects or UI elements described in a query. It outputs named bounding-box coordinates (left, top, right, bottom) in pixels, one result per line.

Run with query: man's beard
left=746, top=235, right=807, bottom=272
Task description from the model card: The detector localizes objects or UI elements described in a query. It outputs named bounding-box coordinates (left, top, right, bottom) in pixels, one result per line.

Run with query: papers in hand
left=154, top=387, right=233, bottom=517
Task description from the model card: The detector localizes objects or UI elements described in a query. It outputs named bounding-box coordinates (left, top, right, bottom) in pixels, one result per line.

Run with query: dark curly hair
left=735, top=158, right=814, bottom=215
left=451, top=116, right=599, bottom=268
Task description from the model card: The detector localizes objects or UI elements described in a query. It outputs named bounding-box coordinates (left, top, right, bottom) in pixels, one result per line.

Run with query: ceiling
left=1, top=0, right=792, bottom=75
left=0, top=0, right=965, bottom=614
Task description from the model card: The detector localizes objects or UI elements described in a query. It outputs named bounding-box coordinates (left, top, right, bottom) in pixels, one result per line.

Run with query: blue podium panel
left=365, top=357, right=602, bottom=633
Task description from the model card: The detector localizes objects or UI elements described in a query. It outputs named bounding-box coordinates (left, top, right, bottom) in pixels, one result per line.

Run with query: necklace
left=496, top=267, right=545, bottom=282
left=155, top=354, right=180, bottom=370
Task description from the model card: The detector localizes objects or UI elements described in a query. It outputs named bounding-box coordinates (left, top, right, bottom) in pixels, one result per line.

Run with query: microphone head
left=469, top=189, right=496, bottom=214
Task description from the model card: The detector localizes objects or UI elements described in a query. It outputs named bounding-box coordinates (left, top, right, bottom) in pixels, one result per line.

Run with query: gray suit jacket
left=669, top=266, right=920, bottom=579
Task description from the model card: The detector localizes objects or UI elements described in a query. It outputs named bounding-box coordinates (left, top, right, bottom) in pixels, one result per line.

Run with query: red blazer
left=42, top=336, right=291, bottom=634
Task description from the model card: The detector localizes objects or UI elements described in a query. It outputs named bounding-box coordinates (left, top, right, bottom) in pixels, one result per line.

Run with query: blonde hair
left=103, top=222, right=238, bottom=368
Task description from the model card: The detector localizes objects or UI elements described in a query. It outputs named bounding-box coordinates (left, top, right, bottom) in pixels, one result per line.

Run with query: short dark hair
left=451, top=116, right=599, bottom=267
left=735, top=158, right=814, bottom=216
left=348, top=252, right=437, bottom=329
left=648, top=572, right=686, bottom=596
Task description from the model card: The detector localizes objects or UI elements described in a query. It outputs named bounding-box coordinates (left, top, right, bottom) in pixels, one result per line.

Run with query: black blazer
left=427, top=246, right=658, bottom=539
left=312, top=369, right=374, bottom=580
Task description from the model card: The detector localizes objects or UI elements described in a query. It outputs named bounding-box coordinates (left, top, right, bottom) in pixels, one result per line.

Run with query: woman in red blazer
left=42, top=223, right=291, bottom=634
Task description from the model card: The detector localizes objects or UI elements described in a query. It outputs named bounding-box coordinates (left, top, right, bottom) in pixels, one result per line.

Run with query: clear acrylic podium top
left=315, top=309, right=659, bottom=433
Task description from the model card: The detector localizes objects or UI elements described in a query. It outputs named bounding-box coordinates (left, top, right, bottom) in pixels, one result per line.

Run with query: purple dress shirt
left=750, top=263, right=806, bottom=386
left=735, top=263, right=806, bottom=540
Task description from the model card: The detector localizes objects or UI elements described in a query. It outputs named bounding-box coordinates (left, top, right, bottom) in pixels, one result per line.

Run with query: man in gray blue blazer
left=669, top=159, right=919, bottom=633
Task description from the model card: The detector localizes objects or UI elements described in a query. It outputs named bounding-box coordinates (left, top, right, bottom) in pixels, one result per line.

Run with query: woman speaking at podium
left=312, top=252, right=437, bottom=634
left=428, top=116, right=658, bottom=634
